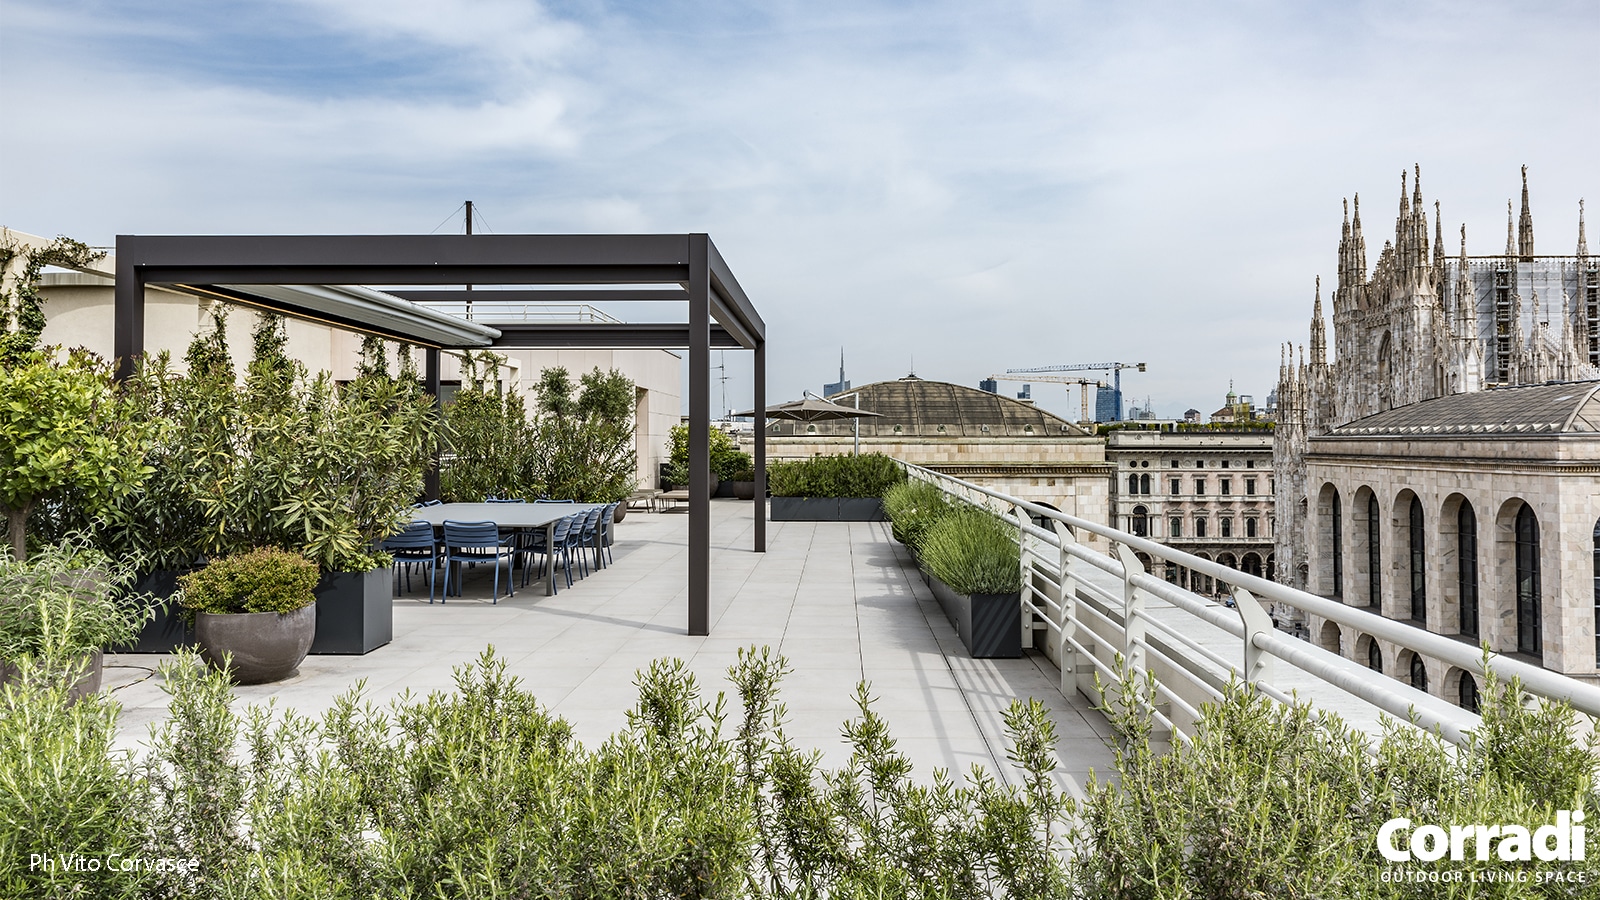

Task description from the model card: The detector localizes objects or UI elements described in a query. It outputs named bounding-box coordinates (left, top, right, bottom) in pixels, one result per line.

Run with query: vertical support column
left=1117, top=544, right=1146, bottom=675
left=1055, top=523, right=1090, bottom=699
left=112, top=238, right=144, bottom=380
left=688, top=235, right=711, bottom=636
left=1231, top=586, right=1274, bottom=686
left=424, top=348, right=442, bottom=502
left=753, top=339, right=767, bottom=553
left=1017, top=505, right=1033, bottom=650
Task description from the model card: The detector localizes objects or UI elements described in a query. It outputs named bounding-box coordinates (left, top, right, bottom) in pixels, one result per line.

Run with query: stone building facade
left=1274, top=167, right=1600, bottom=689
left=762, top=376, right=1112, bottom=548
left=1105, top=424, right=1275, bottom=595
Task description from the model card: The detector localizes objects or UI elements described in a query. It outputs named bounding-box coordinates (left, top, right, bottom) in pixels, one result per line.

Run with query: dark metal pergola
left=113, top=233, right=766, bottom=636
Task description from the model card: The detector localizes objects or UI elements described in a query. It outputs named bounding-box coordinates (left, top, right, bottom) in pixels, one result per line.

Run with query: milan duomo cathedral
left=1275, top=166, right=1597, bottom=590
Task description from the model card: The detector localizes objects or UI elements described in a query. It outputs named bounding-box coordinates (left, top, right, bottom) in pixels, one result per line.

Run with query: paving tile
left=106, top=501, right=1110, bottom=791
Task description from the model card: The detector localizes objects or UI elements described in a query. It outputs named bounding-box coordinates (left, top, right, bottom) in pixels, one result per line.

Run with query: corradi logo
left=1378, top=810, right=1587, bottom=863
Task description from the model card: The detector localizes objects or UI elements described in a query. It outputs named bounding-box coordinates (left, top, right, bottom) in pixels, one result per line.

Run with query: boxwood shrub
left=766, top=453, right=904, bottom=498
left=177, top=548, right=319, bottom=616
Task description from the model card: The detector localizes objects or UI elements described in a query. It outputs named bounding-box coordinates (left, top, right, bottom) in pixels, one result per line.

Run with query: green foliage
left=668, top=423, right=751, bottom=484
left=917, top=504, right=1022, bottom=595
left=0, top=656, right=151, bottom=900
left=0, top=233, right=104, bottom=366
left=0, top=536, right=156, bottom=660
left=82, top=309, right=439, bottom=573
left=882, top=479, right=956, bottom=552
left=1081, top=660, right=1600, bottom=898
left=532, top=366, right=639, bottom=503
left=178, top=548, right=320, bottom=615
left=443, top=358, right=639, bottom=503
left=766, top=452, right=905, bottom=498
left=0, top=348, right=155, bottom=559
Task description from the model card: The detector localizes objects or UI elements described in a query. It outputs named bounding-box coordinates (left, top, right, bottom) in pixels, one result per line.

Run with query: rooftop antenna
left=714, top=351, right=730, bottom=420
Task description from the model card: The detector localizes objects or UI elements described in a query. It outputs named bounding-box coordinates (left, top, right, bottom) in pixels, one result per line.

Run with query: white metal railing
left=896, top=461, right=1600, bottom=746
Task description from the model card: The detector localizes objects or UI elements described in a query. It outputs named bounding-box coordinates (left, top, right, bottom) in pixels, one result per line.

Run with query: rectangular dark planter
left=111, top=569, right=195, bottom=654
left=770, top=497, right=885, bottom=521
left=309, top=568, right=392, bottom=655
left=924, top=571, right=1022, bottom=658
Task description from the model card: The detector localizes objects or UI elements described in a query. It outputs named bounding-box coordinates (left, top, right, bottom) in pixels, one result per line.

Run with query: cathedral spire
left=1506, top=200, right=1517, bottom=258
left=1579, top=199, right=1588, bottom=259
left=1350, top=193, right=1367, bottom=285
left=1518, top=165, right=1535, bottom=260
left=1310, top=277, right=1327, bottom=366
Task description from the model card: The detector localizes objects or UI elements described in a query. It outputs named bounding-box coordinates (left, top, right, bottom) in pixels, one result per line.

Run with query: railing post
left=1231, top=586, right=1274, bottom=686
left=1016, top=504, right=1033, bottom=650
left=1116, top=543, right=1146, bottom=676
left=1055, top=522, right=1089, bottom=699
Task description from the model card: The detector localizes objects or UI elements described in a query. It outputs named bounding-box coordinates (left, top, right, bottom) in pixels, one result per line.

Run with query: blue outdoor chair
left=598, top=502, right=620, bottom=567
left=528, top=514, right=578, bottom=591
left=576, top=506, right=606, bottom=576
left=486, top=497, right=527, bottom=503
left=442, top=520, right=517, bottom=603
left=535, top=498, right=575, bottom=504
left=382, top=520, right=439, bottom=602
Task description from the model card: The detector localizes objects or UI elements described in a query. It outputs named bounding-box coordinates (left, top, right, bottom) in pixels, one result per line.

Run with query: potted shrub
left=722, top=463, right=757, bottom=500
left=0, top=539, right=155, bottom=701
left=178, top=548, right=319, bottom=684
left=882, top=480, right=955, bottom=555
left=916, top=504, right=1022, bottom=658
left=767, top=453, right=905, bottom=521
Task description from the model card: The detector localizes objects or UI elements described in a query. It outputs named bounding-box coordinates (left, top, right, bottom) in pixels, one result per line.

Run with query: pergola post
left=753, top=340, right=766, bottom=553
left=424, top=348, right=442, bottom=502
left=113, top=253, right=143, bottom=380
left=688, top=235, right=711, bottom=636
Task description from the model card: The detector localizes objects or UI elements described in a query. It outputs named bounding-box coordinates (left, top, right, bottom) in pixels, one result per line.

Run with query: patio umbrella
left=734, top=395, right=883, bottom=454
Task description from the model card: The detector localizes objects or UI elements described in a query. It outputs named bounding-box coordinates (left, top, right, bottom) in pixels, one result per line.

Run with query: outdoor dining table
left=408, top=502, right=609, bottom=596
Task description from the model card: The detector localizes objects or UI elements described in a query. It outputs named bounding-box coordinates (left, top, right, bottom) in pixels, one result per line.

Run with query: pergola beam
left=111, top=232, right=767, bottom=637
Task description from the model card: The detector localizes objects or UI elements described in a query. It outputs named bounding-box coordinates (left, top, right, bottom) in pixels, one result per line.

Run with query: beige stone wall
left=1305, top=433, right=1600, bottom=681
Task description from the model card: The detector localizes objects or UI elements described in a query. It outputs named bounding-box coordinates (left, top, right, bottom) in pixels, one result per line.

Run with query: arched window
left=1516, top=504, right=1541, bottom=657
left=1408, top=496, right=1425, bottom=624
left=1140, top=474, right=1150, bottom=494
left=1367, top=640, right=1382, bottom=673
left=1409, top=654, right=1428, bottom=692
left=1459, top=674, right=1479, bottom=713
left=1331, top=490, right=1343, bottom=596
left=1459, top=502, right=1478, bottom=639
left=1131, top=505, right=1148, bottom=537
left=1593, top=519, right=1600, bottom=665
left=1128, top=474, right=1139, bottom=495
left=1367, top=493, right=1381, bottom=610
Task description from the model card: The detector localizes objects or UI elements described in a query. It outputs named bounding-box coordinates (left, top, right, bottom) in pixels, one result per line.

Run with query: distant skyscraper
left=979, top=377, right=999, bottom=394
left=823, top=348, right=851, bottom=397
left=1095, top=384, right=1121, bottom=422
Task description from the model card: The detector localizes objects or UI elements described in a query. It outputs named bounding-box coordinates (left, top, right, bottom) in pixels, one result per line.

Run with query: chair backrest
left=600, top=503, right=619, bottom=544
left=550, top=514, right=575, bottom=543
left=382, top=520, right=436, bottom=550
left=580, top=506, right=604, bottom=538
left=486, top=497, right=527, bottom=504
left=536, top=498, right=575, bottom=504
left=443, top=520, right=502, bottom=549
left=422, top=499, right=444, bottom=507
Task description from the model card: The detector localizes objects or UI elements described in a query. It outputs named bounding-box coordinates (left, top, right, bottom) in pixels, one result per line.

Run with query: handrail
left=896, top=459, right=1600, bottom=731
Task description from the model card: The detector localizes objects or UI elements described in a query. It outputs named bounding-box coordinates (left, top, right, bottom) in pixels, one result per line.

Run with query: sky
left=2, top=0, right=1597, bottom=421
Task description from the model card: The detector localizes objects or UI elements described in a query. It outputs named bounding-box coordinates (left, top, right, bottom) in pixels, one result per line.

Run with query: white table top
left=407, top=502, right=607, bottom=529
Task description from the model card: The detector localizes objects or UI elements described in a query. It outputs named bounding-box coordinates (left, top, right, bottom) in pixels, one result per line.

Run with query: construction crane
left=1006, top=362, right=1146, bottom=422
left=985, top=373, right=1105, bottom=424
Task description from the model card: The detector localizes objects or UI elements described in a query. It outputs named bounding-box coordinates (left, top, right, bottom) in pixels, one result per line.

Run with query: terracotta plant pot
left=195, top=605, right=316, bottom=684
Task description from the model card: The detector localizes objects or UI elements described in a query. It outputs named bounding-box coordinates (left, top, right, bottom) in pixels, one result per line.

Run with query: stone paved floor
left=104, top=500, right=1115, bottom=795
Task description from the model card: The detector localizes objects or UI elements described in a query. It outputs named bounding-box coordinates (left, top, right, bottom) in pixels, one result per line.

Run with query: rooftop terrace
left=103, top=499, right=1116, bottom=794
